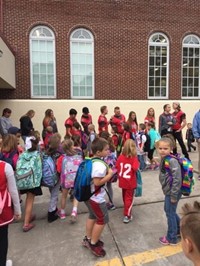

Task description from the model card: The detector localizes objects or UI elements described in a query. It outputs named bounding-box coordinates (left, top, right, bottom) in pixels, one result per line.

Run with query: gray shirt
left=0, top=116, right=13, bottom=136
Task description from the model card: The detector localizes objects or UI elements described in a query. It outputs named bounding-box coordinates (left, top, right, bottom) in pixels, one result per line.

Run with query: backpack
left=140, top=133, right=151, bottom=152
left=0, top=150, right=18, bottom=169
left=104, top=152, right=118, bottom=183
left=135, top=170, right=142, bottom=197
left=15, top=151, right=42, bottom=190
left=81, top=131, right=88, bottom=150
left=164, top=154, right=194, bottom=196
left=60, top=154, right=83, bottom=189
left=41, top=154, right=58, bottom=188
left=74, top=158, right=107, bottom=202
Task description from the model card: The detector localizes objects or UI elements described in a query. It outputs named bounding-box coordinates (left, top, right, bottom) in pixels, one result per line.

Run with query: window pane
left=47, top=42, right=53, bottom=52
left=33, top=74, right=39, bottom=84
left=149, top=87, right=154, bottom=96
left=41, top=86, right=47, bottom=96
left=194, top=88, right=199, bottom=97
left=40, top=64, right=47, bottom=74
left=33, top=63, right=39, bottom=73
left=79, top=42, right=85, bottom=53
left=48, top=75, right=54, bottom=85
left=155, top=87, right=160, bottom=96
left=80, top=86, right=85, bottom=96
left=39, top=41, right=46, bottom=51
left=86, top=86, right=92, bottom=96
left=47, top=64, right=54, bottom=74
left=40, top=74, right=46, bottom=85
left=72, top=54, right=79, bottom=64
left=32, top=41, right=39, bottom=51
left=73, top=65, right=79, bottom=75
left=48, top=86, right=54, bottom=96
left=73, top=86, right=79, bottom=96
left=182, top=88, right=187, bottom=96
left=86, top=75, right=92, bottom=86
left=72, top=43, right=79, bottom=53
left=33, top=85, right=40, bottom=95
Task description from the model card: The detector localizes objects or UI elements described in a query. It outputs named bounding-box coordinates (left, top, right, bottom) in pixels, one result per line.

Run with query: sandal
left=23, top=223, right=35, bottom=232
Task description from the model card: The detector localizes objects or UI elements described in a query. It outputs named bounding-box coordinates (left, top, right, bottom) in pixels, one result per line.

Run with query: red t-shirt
left=64, top=117, right=77, bottom=136
left=127, top=121, right=138, bottom=134
left=98, top=115, right=109, bottom=133
left=144, top=116, right=155, bottom=124
left=122, top=131, right=131, bottom=145
left=81, top=114, right=92, bottom=131
left=172, top=110, right=186, bottom=130
left=116, top=154, right=139, bottom=189
left=110, top=114, right=126, bottom=134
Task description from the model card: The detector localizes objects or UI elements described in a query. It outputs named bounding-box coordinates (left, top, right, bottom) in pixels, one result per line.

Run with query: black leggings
left=0, top=224, right=8, bottom=266
left=173, top=130, right=189, bottom=159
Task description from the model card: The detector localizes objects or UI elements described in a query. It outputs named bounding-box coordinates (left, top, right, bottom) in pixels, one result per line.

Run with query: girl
left=147, top=122, right=160, bottom=170
left=19, top=109, right=35, bottom=143
left=126, top=111, right=138, bottom=136
left=156, top=137, right=182, bottom=245
left=0, top=134, right=19, bottom=170
left=116, top=139, right=139, bottom=223
left=42, top=109, right=58, bottom=141
left=57, top=139, right=83, bottom=223
left=87, top=124, right=97, bottom=157
left=19, top=132, right=43, bottom=232
left=0, top=160, right=21, bottom=266
left=144, top=108, right=155, bottom=125
left=99, top=131, right=117, bottom=210
left=111, top=125, right=122, bottom=157
left=46, top=133, right=63, bottom=223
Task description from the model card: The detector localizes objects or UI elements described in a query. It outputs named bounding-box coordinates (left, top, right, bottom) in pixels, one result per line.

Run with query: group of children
left=0, top=112, right=199, bottom=265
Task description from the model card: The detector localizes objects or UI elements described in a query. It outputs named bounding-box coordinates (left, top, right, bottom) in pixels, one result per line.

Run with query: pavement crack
left=107, top=222, right=126, bottom=266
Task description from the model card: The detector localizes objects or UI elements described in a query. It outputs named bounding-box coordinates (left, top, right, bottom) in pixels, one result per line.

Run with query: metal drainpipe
left=0, top=0, right=3, bottom=33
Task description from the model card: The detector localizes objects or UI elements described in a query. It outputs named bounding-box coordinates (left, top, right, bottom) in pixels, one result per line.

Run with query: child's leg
left=164, top=195, right=180, bottom=244
left=49, top=181, right=60, bottom=213
left=0, top=224, right=8, bottom=265
left=60, top=188, right=68, bottom=211
left=24, top=192, right=35, bottom=226
left=122, top=189, right=134, bottom=218
left=70, top=198, right=79, bottom=223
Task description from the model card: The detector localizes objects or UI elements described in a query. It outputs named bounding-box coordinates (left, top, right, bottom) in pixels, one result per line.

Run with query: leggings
left=0, top=224, right=8, bottom=266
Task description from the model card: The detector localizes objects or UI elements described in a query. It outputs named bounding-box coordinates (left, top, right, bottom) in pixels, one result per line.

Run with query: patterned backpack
left=60, top=154, right=83, bottom=189
left=104, top=152, right=118, bottom=183
left=41, top=154, right=58, bottom=188
left=15, top=151, right=42, bottom=190
left=164, top=154, right=194, bottom=196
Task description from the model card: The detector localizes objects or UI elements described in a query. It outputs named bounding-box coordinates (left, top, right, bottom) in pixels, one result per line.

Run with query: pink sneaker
left=70, top=210, right=77, bottom=223
left=159, top=236, right=178, bottom=246
left=58, top=210, right=66, bottom=220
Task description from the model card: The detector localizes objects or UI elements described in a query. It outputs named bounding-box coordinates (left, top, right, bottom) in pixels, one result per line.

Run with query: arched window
left=30, top=26, right=56, bottom=98
left=182, top=34, right=200, bottom=98
left=148, top=33, right=169, bottom=99
left=70, top=28, right=94, bottom=99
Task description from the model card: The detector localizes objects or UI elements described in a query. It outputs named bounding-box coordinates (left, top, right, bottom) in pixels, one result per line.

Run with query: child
left=136, top=123, right=147, bottom=171
left=116, top=139, right=139, bottom=223
left=186, top=123, right=196, bottom=152
left=87, top=124, right=97, bottom=157
left=46, top=133, right=63, bottom=223
left=147, top=122, right=160, bottom=170
left=156, top=137, right=182, bottom=245
left=18, top=132, right=43, bottom=232
left=122, top=123, right=131, bottom=144
left=0, top=134, right=19, bottom=170
left=99, top=131, right=117, bottom=210
left=180, top=201, right=200, bottom=266
left=111, top=125, right=122, bottom=157
left=44, top=126, right=54, bottom=149
left=8, top=126, right=24, bottom=154
left=82, top=137, right=113, bottom=257
left=57, top=139, right=83, bottom=222
left=0, top=160, right=21, bottom=266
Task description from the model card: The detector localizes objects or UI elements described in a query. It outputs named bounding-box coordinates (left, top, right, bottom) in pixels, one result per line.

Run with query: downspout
left=0, top=0, right=3, bottom=33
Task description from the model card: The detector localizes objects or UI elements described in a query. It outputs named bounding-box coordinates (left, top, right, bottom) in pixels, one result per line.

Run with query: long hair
left=1, top=134, right=18, bottom=153
left=127, top=111, right=138, bottom=126
left=122, top=139, right=137, bottom=157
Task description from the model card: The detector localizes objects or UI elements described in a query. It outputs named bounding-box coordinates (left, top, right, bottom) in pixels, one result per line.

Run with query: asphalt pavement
left=8, top=148, right=200, bottom=266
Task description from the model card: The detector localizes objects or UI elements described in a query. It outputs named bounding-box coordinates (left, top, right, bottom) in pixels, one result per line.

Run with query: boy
left=82, top=137, right=113, bottom=257
left=186, top=123, right=196, bottom=152
left=64, top=108, right=77, bottom=139
left=80, top=107, right=92, bottom=135
left=98, top=106, right=109, bottom=134
left=136, top=123, right=147, bottom=171
left=180, top=201, right=200, bottom=266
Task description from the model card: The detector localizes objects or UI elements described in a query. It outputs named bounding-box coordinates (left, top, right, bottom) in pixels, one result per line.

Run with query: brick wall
left=0, top=0, right=200, bottom=100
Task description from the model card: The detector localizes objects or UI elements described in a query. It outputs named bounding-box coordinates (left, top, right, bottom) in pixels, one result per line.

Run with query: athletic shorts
left=85, top=200, right=109, bottom=225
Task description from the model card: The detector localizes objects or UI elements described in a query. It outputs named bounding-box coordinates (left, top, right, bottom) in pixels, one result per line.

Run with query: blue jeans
left=137, top=155, right=146, bottom=171
left=164, top=195, right=181, bottom=243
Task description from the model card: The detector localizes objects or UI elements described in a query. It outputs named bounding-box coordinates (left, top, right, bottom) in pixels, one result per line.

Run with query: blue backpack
left=41, top=154, right=58, bottom=188
left=74, top=158, right=107, bottom=202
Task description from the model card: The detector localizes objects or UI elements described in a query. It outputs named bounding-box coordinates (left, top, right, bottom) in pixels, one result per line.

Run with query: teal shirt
left=148, top=128, right=161, bottom=149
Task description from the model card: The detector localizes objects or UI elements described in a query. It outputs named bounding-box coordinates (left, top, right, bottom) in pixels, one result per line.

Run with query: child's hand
left=170, top=199, right=177, bottom=204
left=108, top=168, right=113, bottom=178
left=14, top=214, right=21, bottom=221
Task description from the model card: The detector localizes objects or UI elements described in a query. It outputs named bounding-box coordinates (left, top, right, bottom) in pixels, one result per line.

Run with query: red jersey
left=127, top=121, right=138, bottom=134
left=81, top=114, right=92, bottom=133
left=172, top=110, right=186, bottom=130
left=110, top=114, right=126, bottom=134
left=122, top=131, right=131, bottom=145
left=64, top=117, right=77, bottom=136
left=144, top=116, right=155, bottom=124
left=116, top=154, right=139, bottom=189
left=98, top=114, right=109, bottom=133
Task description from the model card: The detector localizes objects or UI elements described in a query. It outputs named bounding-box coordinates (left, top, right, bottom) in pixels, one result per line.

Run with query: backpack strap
left=163, top=154, right=177, bottom=185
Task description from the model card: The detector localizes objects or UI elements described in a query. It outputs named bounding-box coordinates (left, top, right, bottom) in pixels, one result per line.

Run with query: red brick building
left=0, top=0, right=200, bottom=100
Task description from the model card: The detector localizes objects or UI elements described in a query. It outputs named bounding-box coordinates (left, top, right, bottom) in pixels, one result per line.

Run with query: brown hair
left=72, top=135, right=81, bottom=147
left=161, top=134, right=176, bottom=149
left=62, top=139, right=76, bottom=156
left=181, top=201, right=200, bottom=252
left=122, top=139, right=137, bottom=157
left=100, top=106, right=107, bottom=114
left=91, top=137, right=108, bottom=155
left=99, top=131, right=115, bottom=152
left=28, top=131, right=40, bottom=152
left=1, top=134, right=18, bottom=153
left=127, top=111, right=138, bottom=125
left=46, top=133, right=62, bottom=155
left=156, top=137, right=174, bottom=150
left=146, top=108, right=155, bottom=118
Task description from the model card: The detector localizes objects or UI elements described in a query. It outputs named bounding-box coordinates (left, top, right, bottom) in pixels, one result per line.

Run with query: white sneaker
left=6, top=260, right=13, bottom=266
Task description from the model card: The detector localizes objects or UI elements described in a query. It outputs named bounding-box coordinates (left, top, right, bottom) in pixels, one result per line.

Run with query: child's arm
left=6, top=163, right=21, bottom=219
left=93, top=168, right=113, bottom=186
left=169, top=159, right=182, bottom=203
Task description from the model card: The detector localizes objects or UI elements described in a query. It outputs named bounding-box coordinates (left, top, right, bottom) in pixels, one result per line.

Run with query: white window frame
left=148, top=33, right=169, bottom=99
left=182, top=34, right=200, bottom=99
left=70, top=28, right=94, bottom=99
left=30, top=26, right=56, bottom=98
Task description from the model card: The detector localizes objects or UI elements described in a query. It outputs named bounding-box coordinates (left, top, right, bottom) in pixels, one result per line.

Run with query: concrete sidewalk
left=8, top=149, right=199, bottom=266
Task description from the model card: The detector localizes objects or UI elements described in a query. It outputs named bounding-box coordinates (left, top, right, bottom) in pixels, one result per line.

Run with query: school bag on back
left=164, top=154, right=194, bottom=196
left=15, top=150, right=42, bottom=190
left=81, top=131, right=88, bottom=150
left=74, top=158, right=107, bottom=202
left=140, top=133, right=151, bottom=152
left=0, top=150, right=18, bottom=169
left=60, top=154, right=83, bottom=189
left=41, top=154, right=58, bottom=188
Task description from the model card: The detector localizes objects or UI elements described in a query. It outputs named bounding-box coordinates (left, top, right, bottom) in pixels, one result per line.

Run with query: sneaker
left=70, top=210, right=77, bottom=223
left=89, top=243, right=106, bottom=257
left=159, top=236, right=178, bottom=246
left=82, top=236, right=104, bottom=248
left=48, top=210, right=59, bottom=223
left=23, top=223, right=35, bottom=232
left=58, top=210, right=66, bottom=220
left=106, top=202, right=116, bottom=210
left=6, top=260, right=12, bottom=266
left=123, top=216, right=132, bottom=223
